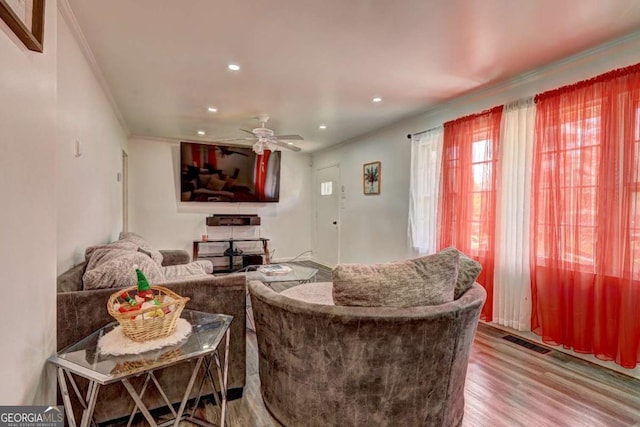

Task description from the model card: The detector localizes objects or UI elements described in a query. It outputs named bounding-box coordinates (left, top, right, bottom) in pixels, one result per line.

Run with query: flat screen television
left=180, top=141, right=281, bottom=203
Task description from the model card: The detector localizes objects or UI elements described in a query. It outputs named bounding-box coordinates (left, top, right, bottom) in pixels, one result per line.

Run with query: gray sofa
left=248, top=280, right=486, bottom=427
left=56, top=234, right=247, bottom=424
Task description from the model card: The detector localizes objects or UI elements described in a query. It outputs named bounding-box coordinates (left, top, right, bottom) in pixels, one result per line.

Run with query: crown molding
left=57, top=0, right=130, bottom=136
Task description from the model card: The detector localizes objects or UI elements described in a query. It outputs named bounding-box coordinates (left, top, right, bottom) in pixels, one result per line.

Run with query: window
left=320, top=181, right=333, bottom=196
left=439, top=106, right=502, bottom=322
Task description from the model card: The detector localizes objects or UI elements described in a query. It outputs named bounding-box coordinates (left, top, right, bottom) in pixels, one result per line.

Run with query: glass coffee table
left=48, top=310, right=232, bottom=427
left=246, top=263, right=318, bottom=286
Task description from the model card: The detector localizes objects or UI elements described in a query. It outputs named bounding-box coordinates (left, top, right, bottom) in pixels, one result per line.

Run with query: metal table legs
left=57, top=328, right=231, bottom=427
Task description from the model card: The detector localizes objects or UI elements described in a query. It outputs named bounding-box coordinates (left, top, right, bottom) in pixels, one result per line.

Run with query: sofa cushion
left=281, top=282, right=335, bottom=305
left=163, top=260, right=214, bottom=279
left=442, top=247, right=482, bottom=299
left=57, top=262, right=87, bottom=292
left=118, top=232, right=164, bottom=266
left=83, top=249, right=164, bottom=290
left=332, top=249, right=459, bottom=307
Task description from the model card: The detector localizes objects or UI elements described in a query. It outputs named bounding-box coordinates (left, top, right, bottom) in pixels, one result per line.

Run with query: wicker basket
left=107, top=285, right=189, bottom=342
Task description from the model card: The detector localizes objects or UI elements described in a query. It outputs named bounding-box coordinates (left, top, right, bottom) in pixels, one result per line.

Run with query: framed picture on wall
left=363, top=161, right=381, bottom=195
left=0, top=0, right=45, bottom=52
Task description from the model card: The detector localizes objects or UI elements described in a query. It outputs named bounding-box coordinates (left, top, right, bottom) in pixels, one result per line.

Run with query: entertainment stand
left=195, top=214, right=269, bottom=272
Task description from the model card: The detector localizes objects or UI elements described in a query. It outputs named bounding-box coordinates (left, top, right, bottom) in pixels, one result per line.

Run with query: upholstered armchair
left=248, top=277, right=486, bottom=427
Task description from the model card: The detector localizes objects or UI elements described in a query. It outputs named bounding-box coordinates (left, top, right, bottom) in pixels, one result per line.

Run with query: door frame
left=122, top=150, right=129, bottom=233
left=314, top=162, right=341, bottom=266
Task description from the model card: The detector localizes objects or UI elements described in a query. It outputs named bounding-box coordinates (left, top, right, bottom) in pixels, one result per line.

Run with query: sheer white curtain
left=493, top=98, right=534, bottom=330
left=408, top=127, right=443, bottom=254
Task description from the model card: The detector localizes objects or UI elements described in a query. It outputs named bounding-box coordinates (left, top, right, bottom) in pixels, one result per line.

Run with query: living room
left=3, top=0, right=640, bottom=424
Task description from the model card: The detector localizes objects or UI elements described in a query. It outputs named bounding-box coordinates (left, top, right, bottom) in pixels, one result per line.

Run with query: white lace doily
left=97, top=318, right=192, bottom=356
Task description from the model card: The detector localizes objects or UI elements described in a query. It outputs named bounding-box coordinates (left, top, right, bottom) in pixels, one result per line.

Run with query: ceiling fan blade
left=240, top=129, right=256, bottom=135
left=274, top=134, right=304, bottom=141
left=271, top=140, right=302, bottom=152
left=209, top=137, right=255, bottom=142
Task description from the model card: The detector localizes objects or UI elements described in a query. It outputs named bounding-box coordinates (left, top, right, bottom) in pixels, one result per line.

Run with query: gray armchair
left=248, top=280, right=486, bottom=427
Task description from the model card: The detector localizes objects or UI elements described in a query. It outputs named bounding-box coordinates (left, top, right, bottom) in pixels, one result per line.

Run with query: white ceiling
left=66, top=0, right=640, bottom=152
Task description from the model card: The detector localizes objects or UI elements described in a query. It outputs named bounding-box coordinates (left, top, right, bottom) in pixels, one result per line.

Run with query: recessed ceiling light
left=207, top=107, right=217, bottom=113
left=197, top=130, right=206, bottom=135
left=228, top=64, right=240, bottom=71
left=372, top=97, right=382, bottom=103
left=287, top=142, right=294, bottom=145
left=319, top=125, right=327, bottom=130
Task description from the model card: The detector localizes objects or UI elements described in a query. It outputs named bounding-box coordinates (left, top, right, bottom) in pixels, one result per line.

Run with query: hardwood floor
left=130, top=262, right=640, bottom=426
left=197, top=324, right=640, bottom=427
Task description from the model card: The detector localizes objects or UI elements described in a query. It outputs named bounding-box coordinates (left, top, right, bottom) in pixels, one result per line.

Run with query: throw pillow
left=198, top=174, right=214, bottom=188
left=118, top=232, right=164, bottom=266
left=162, top=260, right=214, bottom=279
left=332, top=249, right=459, bottom=307
left=83, top=249, right=164, bottom=290
left=84, top=240, right=138, bottom=261
left=439, top=247, right=482, bottom=299
left=206, top=176, right=226, bottom=191
left=223, top=178, right=236, bottom=190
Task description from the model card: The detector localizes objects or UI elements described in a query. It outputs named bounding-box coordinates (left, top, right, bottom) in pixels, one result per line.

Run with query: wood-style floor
left=132, top=262, right=640, bottom=426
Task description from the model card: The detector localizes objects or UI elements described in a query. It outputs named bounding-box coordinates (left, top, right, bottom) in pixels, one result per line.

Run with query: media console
left=195, top=214, right=269, bottom=272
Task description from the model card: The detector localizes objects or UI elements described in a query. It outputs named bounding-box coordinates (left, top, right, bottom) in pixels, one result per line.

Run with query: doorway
left=315, top=164, right=340, bottom=267
left=122, top=150, right=128, bottom=233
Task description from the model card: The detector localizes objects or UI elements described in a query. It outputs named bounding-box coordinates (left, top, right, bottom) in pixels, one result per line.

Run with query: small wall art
left=363, top=161, right=381, bottom=195
left=0, top=0, right=45, bottom=52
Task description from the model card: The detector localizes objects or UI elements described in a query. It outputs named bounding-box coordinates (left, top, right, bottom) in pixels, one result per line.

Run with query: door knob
left=332, top=221, right=337, bottom=225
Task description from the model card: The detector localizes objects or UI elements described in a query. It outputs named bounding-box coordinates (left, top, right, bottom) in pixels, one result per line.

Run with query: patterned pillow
left=439, top=247, right=482, bottom=299
left=332, top=249, right=459, bottom=307
left=83, top=249, right=164, bottom=290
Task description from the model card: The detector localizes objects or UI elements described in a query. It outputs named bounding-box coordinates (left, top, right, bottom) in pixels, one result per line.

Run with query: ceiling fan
left=212, top=114, right=303, bottom=155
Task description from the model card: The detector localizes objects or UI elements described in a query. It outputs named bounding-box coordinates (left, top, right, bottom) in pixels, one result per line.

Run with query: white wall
left=312, top=132, right=413, bottom=264
left=56, top=8, right=128, bottom=273
left=0, top=0, right=57, bottom=405
left=128, top=137, right=313, bottom=261
left=0, top=1, right=128, bottom=404
left=313, top=32, right=640, bottom=265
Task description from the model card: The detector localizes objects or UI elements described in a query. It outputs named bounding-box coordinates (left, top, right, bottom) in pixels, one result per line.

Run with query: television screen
left=180, top=141, right=281, bottom=203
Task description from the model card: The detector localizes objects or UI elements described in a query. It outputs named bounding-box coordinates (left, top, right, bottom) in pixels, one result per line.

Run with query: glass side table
left=246, top=263, right=318, bottom=286
left=48, top=310, right=232, bottom=427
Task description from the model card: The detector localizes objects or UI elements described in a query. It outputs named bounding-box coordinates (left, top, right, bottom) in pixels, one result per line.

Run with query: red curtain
left=439, top=106, right=503, bottom=321
left=531, top=64, right=640, bottom=368
left=254, top=150, right=271, bottom=199
left=190, top=144, right=217, bottom=169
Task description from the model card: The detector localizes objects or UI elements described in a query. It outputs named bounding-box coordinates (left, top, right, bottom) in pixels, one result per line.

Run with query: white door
left=315, top=164, right=340, bottom=267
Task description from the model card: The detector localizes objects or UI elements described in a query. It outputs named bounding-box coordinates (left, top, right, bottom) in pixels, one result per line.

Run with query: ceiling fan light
left=252, top=141, right=264, bottom=155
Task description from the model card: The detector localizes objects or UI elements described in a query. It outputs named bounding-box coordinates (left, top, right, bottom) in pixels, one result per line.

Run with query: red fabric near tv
left=254, top=150, right=271, bottom=199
